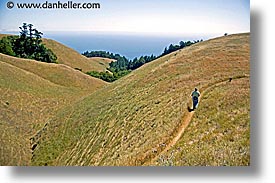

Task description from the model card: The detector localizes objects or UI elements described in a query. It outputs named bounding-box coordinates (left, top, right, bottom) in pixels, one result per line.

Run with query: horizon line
left=0, top=30, right=250, bottom=37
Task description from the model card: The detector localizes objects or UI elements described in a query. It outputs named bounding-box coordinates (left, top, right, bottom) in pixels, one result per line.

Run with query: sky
left=0, top=0, right=250, bottom=36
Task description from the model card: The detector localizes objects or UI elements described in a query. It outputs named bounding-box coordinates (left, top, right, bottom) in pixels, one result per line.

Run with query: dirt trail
left=144, top=75, right=249, bottom=165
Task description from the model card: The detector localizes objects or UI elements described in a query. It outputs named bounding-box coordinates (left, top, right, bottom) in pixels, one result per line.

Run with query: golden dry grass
left=0, top=33, right=110, bottom=165
left=88, top=57, right=115, bottom=72
left=42, top=39, right=109, bottom=72
left=31, top=33, right=250, bottom=166
left=0, top=53, right=106, bottom=90
left=0, top=53, right=106, bottom=165
left=155, top=77, right=250, bottom=166
left=0, top=61, right=72, bottom=165
left=0, top=34, right=111, bottom=72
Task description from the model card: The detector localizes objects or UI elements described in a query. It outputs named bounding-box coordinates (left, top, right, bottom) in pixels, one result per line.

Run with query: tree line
left=0, top=23, right=57, bottom=63
left=83, top=51, right=157, bottom=82
left=83, top=39, right=202, bottom=82
left=161, top=40, right=202, bottom=56
left=0, top=23, right=203, bottom=82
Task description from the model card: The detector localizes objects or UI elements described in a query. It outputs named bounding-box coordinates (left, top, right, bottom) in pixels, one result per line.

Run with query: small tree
left=0, top=23, right=57, bottom=63
left=28, top=24, right=34, bottom=38
left=163, top=47, right=168, bottom=55
left=179, top=41, right=186, bottom=48
left=19, top=23, right=28, bottom=38
left=0, top=37, right=15, bottom=56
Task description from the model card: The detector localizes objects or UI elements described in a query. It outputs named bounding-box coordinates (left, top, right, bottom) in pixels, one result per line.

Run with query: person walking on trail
left=191, top=88, right=200, bottom=110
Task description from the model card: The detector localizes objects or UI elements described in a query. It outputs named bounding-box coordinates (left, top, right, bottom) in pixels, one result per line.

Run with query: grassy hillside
left=156, top=77, right=250, bottom=166
left=0, top=61, right=71, bottom=165
left=0, top=54, right=106, bottom=165
left=88, top=57, right=114, bottom=70
left=0, top=53, right=106, bottom=90
left=0, top=34, right=111, bottom=72
left=31, top=33, right=250, bottom=166
left=42, top=39, right=111, bottom=72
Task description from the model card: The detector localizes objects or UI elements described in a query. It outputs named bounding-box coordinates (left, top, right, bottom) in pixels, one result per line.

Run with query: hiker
left=191, top=88, right=200, bottom=110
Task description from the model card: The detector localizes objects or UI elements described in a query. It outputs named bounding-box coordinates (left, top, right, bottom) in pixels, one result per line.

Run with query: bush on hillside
left=0, top=36, right=16, bottom=56
left=0, top=23, right=57, bottom=63
left=86, top=70, right=130, bottom=82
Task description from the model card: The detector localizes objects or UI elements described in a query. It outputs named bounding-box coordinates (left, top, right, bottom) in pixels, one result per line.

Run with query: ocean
left=43, top=32, right=213, bottom=60
left=1, top=31, right=213, bottom=60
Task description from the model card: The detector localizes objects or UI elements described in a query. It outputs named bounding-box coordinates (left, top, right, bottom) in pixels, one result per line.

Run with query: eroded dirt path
left=143, top=75, right=249, bottom=165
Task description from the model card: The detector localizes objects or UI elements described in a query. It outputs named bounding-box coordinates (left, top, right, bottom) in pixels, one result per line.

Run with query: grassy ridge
left=0, top=53, right=106, bottom=90
left=155, top=77, right=250, bottom=166
left=0, top=54, right=106, bottom=165
left=0, top=33, right=109, bottom=165
left=88, top=57, right=114, bottom=69
left=42, top=39, right=111, bottom=72
left=31, top=33, right=250, bottom=166
left=0, top=34, right=112, bottom=72
left=0, top=61, right=75, bottom=165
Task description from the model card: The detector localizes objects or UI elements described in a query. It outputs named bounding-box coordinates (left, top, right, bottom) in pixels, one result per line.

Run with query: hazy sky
left=0, top=0, right=250, bottom=35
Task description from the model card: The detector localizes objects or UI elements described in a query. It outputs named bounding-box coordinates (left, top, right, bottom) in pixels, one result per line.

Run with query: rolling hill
left=0, top=41, right=107, bottom=165
left=88, top=57, right=115, bottom=70
left=0, top=60, right=75, bottom=165
left=42, top=39, right=112, bottom=72
left=156, top=77, right=250, bottom=166
left=0, top=34, right=113, bottom=72
left=30, top=33, right=250, bottom=166
left=0, top=53, right=106, bottom=90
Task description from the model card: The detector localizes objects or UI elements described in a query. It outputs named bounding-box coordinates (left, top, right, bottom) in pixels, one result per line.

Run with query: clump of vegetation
left=86, top=70, right=130, bottom=82
left=0, top=23, right=57, bottom=63
left=0, top=36, right=16, bottom=56
left=161, top=40, right=202, bottom=56
left=83, top=50, right=127, bottom=61
left=83, top=39, right=202, bottom=82
left=83, top=51, right=157, bottom=82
